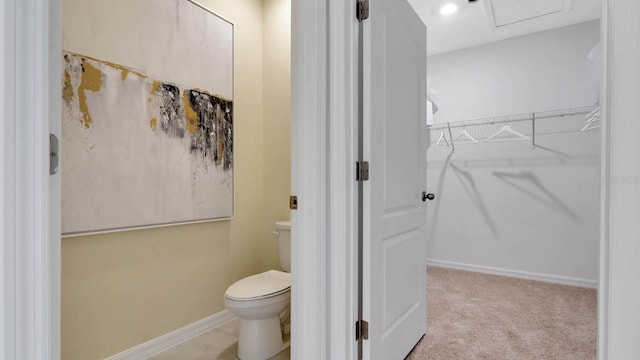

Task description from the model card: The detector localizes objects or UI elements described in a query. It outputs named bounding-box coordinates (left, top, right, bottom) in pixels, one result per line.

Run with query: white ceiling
left=408, top=0, right=601, bottom=55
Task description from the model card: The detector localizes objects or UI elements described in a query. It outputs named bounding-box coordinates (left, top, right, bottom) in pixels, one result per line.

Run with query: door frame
left=1, top=0, right=62, bottom=359
left=2, top=0, right=639, bottom=359
left=290, top=0, right=358, bottom=359
left=597, top=1, right=640, bottom=358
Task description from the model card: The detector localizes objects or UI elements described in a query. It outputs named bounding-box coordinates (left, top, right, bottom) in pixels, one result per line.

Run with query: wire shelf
left=427, top=105, right=599, bottom=147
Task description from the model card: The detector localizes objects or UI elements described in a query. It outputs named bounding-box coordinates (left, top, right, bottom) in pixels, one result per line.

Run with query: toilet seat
left=225, top=270, right=291, bottom=301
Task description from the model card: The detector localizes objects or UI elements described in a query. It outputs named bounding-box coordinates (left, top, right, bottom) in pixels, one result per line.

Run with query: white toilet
left=224, top=221, right=291, bottom=360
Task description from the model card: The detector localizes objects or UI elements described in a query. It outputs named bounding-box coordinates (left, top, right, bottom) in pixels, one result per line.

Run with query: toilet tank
left=275, top=221, right=291, bottom=272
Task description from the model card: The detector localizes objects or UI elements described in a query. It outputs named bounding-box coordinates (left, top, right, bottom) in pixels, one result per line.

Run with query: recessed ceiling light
left=440, top=3, right=459, bottom=16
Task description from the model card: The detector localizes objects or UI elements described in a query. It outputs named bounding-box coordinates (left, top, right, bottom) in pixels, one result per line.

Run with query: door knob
left=422, top=192, right=435, bottom=202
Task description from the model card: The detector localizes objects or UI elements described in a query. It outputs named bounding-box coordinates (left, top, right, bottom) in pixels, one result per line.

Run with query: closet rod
left=426, top=106, right=594, bottom=131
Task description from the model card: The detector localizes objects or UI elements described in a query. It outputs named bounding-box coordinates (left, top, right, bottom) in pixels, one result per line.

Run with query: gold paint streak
left=148, top=80, right=162, bottom=103
left=121, top=69, right=130, bottom=81
left=217, top=139, right=223, bottom=165
left=62, top=70, right=74, bottom=105
left=150, top=80, right=162, bottom=95
left=150, top=118, right=157, bottom=131
left=78, top=59, right=103, bottom=128
left=64, top=51, right=148, bottom=79
left=214, top=104, right=224, bottom=165
left=183, top=91, right=199, bottom=134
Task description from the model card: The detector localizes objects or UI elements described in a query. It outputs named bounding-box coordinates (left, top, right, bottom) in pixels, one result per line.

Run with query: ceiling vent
left=487, top=0, right=572, bottom=27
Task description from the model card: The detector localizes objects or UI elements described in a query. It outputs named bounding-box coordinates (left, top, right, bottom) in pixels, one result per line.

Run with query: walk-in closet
left=406, top=1, right=602, bottom=358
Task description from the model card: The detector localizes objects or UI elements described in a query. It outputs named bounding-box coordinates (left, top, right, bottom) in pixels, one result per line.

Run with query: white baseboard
left=426, top=259, right=598, bottom=289
left=104, top=310, right=236, bottom=360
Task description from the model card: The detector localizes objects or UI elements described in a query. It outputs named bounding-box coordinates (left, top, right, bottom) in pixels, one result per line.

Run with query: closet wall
left=426, top=21, right=601, bottom=286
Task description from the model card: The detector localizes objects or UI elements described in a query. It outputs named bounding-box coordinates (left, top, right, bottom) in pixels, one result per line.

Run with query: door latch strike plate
left=49, top=134, right=59, bottom=175
left=289, top=195, right=298, bottom=210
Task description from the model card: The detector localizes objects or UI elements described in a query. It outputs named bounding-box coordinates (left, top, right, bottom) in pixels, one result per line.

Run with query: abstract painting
left=62, top=1, right=233, bottom=235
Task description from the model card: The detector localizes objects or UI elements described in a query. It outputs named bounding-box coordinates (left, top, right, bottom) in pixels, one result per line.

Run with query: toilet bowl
left=224, top=221, right=291, bottom=360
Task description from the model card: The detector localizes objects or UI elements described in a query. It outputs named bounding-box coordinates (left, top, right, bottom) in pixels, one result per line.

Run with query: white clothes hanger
left=582, top=121, right=600, bottom=132
left=585, top=110, right=600, bottom=123
left=582, top=106, right=601, bottom=132
left=453, top=129, right=478, bottom=144
left=484, top=125, right=529, bottom=142
left=436, top=131, right=450, bottom=146
left=585, top=105, right=600, bottom=121
left=582, top=116, right=601, bottom=132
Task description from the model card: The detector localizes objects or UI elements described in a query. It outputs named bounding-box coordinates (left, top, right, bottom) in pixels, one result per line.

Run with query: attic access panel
left=489, top=0, right=568, bottom=27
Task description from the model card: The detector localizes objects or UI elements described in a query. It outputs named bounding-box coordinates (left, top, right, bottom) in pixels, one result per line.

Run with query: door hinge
left=355, top=319, right=369, bottom=341
left=289, top=195, right=298, bottom=210
left=49, top=134, right=59, bottom=175
left=357, top=0, right=369, bottom=22
left=356, top=161, right=369, bottom=181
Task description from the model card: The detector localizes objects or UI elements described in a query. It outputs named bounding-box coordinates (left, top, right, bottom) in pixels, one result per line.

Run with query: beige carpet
left=407, top=267, right=597, bottom=360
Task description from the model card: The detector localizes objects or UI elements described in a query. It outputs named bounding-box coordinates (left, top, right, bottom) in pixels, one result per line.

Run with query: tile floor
left=148, top=319, right=290, bottom=360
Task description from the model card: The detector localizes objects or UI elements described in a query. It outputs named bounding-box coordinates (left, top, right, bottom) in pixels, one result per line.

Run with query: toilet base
left=237, top=315, right=289, bottom=360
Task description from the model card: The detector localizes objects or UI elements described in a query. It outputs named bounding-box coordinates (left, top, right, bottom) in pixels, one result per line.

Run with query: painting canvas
left=62, top=0, right=234, bottom=235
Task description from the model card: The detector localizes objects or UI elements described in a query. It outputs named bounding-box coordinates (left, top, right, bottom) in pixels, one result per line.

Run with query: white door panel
left=363, top=0, right=427, bottom=358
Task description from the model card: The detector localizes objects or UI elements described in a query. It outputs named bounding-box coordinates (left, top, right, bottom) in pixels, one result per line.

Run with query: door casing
left=291, top=0, right=358, bottom=359
left=1, top=0, right=62, bottom=359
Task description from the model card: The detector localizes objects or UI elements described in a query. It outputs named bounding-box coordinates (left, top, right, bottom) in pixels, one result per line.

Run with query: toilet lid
left=225, top=270, right=291, bottom=300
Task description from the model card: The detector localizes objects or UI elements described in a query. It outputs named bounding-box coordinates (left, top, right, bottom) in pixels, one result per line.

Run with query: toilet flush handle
left=272, top=230, right=280, bottom=237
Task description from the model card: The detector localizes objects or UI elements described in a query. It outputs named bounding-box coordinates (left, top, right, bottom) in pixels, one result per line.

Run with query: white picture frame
left=61, top=0, right=235, bottom=236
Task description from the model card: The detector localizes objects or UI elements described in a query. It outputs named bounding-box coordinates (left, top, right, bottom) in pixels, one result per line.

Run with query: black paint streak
left=186, top=89, right=233, bottom=170
left=157, top=83, right=185, bottom=138
left=222, top=104, right=233, bottom=170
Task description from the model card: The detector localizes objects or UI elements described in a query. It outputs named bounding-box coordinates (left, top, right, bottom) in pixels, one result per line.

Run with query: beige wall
left=61, top=0, right=290, bottom=359
left=262, top=0, right=292, bottom=244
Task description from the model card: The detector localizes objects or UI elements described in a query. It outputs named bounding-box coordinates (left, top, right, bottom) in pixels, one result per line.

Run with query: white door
left=362, top=0, right=427, bottom=358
